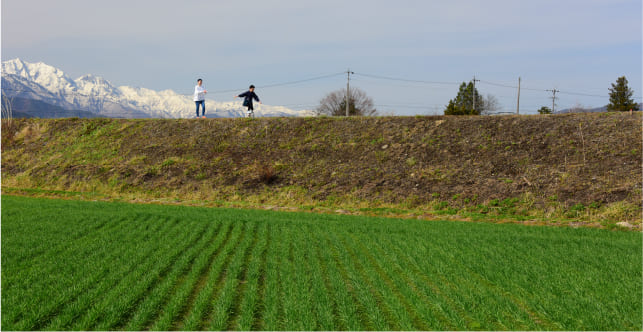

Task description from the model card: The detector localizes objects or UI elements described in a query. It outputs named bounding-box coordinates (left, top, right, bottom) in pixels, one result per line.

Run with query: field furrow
left=258, top=224, right=288, bottom=330
left=324, top=232, right=378, bottom=330
left=2, top=196, right=640, bottom=331
left=7, top=216, right=154, bottom=330
left=150, top=221, right=245, bottom=331
left=279, top=226, right=317, bottom=330
left=315, top=232, right=361, bottom=331
left=43, top=217, right=184, bottom=331
left=306, top=231, right=336, bottom=330
left=178, top=220, right=245, bottom=331
left=394, top=234, right=514, bottom=330
left=344, top=232, right=432, bottom=330
left=446, top=238, right=561, bottom=330
left=335, top=233, right=407, bottom=330
left=205, top=222, right=257, bottom=331
left=363, top=233, right=456, bottom=330
left=375, top=234, right=473, bottom=329
left=249, top=222, right=271, bottom=331
left=122, top=220, right=232, bottom=330
left=221, top=222, right=261, bottom=331
left=160, top=221, right=235, bottom=331
left=4, top=214, right=124, bottom=270
left=73, top=219, right=212, bottom=330
left=3, top=215, right=129, bottom=298
left=229, top=221, right=269, bottom=331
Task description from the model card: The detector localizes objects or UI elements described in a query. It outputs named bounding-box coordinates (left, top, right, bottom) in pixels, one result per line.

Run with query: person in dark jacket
left=234, top=85, right=261, bottom=118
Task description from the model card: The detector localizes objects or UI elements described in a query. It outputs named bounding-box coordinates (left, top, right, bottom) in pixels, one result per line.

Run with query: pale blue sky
left=2, top=0, right=641, bottom=115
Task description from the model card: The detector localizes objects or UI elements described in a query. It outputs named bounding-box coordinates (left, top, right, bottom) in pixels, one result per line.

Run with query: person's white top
left=194, top=85, right=206, bottom=101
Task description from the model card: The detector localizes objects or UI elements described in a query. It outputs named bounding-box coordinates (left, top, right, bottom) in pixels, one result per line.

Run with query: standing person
left=234, top=85, right=261, bottom=118
left=194, top=78, right=207, bottom=118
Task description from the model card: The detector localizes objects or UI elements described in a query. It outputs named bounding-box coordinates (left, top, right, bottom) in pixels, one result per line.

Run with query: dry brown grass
left=2, top=113, right=641, bottom=226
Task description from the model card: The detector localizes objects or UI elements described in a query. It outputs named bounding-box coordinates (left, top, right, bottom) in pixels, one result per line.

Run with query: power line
left=260, top=72, right=345, bottom=89
left=479, top=80, right=521, bottom=89
left=479, top=79, right=642, bottom=99
left=188, top=72, right=346, bottom=95
left=360, top=75, right=642, bottom=100
left=7, top=74, right=640, bottom=100
left=557, top=90, right=609, bottom=98
left=352, top=72, right=461, bottom=86
left=479, top=79, right=548, bottom=92
left=279, top=103, right=319, bottom=108
left=4, top=71, right=642, bottom=115
left=3, top=72, right=346, bottom=98
left=375, top=104, right=439, bottom=110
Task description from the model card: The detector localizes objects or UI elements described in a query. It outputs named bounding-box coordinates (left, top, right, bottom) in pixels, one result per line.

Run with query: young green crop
left=123, top=221, right=232, bottom=330
left=173, top=222, right=239, bottom=331
left=2, top=195, right=641, bottom=331
left=231, top=222, right=269, bottom=331
left=205, top=222, right=257, bottom=331
left=148, top=222, right=236, bottom=331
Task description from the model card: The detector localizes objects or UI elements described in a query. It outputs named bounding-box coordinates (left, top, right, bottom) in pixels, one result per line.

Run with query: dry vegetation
left=2, top=113, right=641, bottom=228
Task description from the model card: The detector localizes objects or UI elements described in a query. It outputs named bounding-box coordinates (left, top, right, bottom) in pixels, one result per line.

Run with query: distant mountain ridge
left=556, top=104, right=642, bottom=114
left=6, top=97, right=101, bottom=119
left=1, top=59, right=314, bottom=118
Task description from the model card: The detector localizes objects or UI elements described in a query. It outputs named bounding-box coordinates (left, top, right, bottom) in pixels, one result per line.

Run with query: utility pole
left=516, top=77, right=521, bottom=114
left=472, top=76, right=480, bottom=113
left=548, top=88, right=559, bottom=113
left=346, top=69, right=354, bottom=117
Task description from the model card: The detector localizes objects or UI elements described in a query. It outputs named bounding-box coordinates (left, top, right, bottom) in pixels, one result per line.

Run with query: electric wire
left=352, top=72, right=461, bottom=86
left=200, top=72, right=345, bottom=95
left=3, top=70, right=642, bottom=115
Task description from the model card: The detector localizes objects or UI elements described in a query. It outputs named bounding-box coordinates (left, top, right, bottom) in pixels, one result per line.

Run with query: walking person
left=194, top=78, right=207, bottom=118
left=234, top=85, right=261, bottom=118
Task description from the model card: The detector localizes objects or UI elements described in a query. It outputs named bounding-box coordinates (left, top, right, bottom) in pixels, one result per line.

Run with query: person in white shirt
left=194, top=78, right=207, bottom=118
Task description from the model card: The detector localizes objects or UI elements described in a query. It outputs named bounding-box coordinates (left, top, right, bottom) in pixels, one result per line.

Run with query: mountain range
left=1, top=59, right=314, bottom=119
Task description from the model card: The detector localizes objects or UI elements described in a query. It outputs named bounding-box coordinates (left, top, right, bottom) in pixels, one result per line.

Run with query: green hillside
left=1, top=113, right=641, bottom=227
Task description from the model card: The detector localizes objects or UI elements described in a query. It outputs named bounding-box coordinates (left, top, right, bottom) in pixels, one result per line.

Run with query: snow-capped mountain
left=1, top=59, right=314, bottom=118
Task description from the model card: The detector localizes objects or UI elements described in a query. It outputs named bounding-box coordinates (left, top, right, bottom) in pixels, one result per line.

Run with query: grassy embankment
left=1, top=112, right=641, bottom=228
left=2, top=195, right=641, bottom=330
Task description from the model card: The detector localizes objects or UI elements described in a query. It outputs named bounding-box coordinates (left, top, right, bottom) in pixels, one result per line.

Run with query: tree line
left=314, top=76, right=639, bottom=116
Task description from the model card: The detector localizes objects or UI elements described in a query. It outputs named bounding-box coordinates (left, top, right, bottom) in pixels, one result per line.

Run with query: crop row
left=2, top=195, right=641, bottom=330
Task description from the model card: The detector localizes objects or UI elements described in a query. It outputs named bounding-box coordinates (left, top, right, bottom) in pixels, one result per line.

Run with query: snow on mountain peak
left=3, top=58, right=76, bottom=92
left=77, top=74, right=108, bottom=84
left=2, top=58, right=28, bottom=73
left=2, top=59, right=315, bottom=119
left=3, top=58, right=64, bottom=78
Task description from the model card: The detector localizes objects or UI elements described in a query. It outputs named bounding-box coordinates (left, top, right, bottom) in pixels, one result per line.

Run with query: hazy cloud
left=2, top=0, right=641, bottom=114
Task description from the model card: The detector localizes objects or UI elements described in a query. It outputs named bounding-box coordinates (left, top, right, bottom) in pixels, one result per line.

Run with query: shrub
left=258, top=164, right=277, bottom=184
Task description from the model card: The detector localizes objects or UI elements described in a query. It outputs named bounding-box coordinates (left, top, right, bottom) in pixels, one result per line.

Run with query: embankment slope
left=2, top=113, right=641, bottom=225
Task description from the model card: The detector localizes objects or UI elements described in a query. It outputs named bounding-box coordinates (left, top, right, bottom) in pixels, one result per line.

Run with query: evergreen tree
left=444, top=82, right=484, bottom=115
left=607, top=76, right=639, bottom=112
left=538, top=106, right=552, bottom=114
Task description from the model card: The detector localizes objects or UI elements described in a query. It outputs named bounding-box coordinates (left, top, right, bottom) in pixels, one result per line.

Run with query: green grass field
left=2, top=195, right=641, bottom=331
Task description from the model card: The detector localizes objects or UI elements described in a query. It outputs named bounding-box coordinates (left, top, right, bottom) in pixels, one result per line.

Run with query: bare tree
left=315, top=87, right=377, bottom=116
left=482, top=94, right=501, bottom=115
left=1, top=89, right=16, bottom=147
left=570, top=102, right=588, bottom=113
left=2, top=89, right=14, bottom=124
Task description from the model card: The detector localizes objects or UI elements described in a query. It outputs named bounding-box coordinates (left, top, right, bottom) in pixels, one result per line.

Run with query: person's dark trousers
left=195, top=100, right=205, bottom=117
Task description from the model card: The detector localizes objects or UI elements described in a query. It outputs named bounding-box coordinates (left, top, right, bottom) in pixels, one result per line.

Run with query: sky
left=2, top=0, right=642, bottom=115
